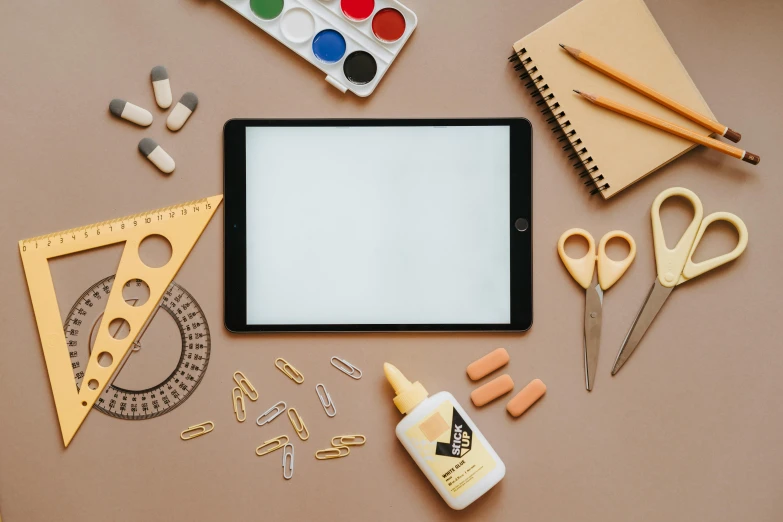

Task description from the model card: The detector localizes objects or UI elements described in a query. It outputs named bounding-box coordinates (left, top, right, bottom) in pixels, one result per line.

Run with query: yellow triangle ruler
left=19, top=195, right=222, bottom=447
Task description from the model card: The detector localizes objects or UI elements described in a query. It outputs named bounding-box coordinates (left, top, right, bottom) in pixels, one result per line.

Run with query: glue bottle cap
left=384, top=362, right=428, bottom=414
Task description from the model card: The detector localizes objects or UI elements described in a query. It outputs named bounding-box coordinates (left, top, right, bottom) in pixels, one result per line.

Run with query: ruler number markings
left=20, top=199, right=213, bottom=251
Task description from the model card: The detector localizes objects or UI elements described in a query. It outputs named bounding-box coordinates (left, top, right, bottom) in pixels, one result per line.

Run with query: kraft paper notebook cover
left=511, top=0, right=715, bottom=198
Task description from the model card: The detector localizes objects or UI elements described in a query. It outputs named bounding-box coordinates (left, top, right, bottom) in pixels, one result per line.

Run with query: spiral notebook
left=511, top=0, right=715, bottom=198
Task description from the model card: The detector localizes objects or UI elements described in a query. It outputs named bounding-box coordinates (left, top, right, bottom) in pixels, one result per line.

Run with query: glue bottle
left=384, top=362, right=505, bottom=510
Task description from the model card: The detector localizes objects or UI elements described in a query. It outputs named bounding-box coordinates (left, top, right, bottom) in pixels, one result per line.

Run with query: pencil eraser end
left=466, top=348, right=510, bottom=381
left=724, top=128, right=741, bottom=143
left=506, top=379, right=546, bottom=417
left=743, top=152, right=760, bottom=165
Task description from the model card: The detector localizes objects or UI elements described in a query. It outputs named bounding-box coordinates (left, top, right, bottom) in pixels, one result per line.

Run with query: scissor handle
left=651, top=187, right=704, bottom=287
left=677, top=211, right=748, bottom=285
left=596, top=231, right=636, bottom=290
left=557, top=228, right=596, bottom=289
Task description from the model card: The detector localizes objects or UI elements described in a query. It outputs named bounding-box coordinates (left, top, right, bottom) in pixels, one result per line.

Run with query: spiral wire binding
left=509, top=48, right=609, bottom=195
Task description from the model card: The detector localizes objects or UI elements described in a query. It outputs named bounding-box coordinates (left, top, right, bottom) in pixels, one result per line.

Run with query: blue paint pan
left=312, top=29, right=347, bottom=64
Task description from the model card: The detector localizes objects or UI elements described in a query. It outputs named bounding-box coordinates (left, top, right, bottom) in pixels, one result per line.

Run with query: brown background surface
left=1, top=0, right=781, bottom=520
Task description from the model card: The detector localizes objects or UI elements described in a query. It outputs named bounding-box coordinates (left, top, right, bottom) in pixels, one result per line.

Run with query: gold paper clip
left=331, top=434, right=366, bottom=447
left=256, top=401, right=287, bottom=426
left=287, top=407, right=310, bottom=441
left=316, top=383, right=337, bottom=417
left=275, top=358, right=304, bottom=384
left=180, top=421, right=214, bottom=441
left=330, top=356, right=362, bottom=380
left=256, top=435, right=290, bottom=456
left=233, top=370, right=258, bottom=401
left=232, top=387, right=246, bottom=422
left=315, top=446, right=350, bottom=460
left=282, top=443, right=295, bottom=480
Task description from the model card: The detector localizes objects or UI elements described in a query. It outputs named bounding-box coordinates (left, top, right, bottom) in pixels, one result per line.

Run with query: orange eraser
left=466, top=348, right=510, bottom=381
left=470, top=374, right=514, bottom=407
left=506, top=379, right=546, bottom=417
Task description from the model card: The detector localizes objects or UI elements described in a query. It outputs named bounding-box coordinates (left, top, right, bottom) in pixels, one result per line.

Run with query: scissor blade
left=584, top=280, right=603, bottom=391
left=611, top=279, right=674, bottom=376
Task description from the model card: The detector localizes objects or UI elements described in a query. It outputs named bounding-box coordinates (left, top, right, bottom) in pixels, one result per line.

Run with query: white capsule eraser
left=151, top=66, right=172, bottom=109
left=139, top=138, right=175, bottom=174
left=109, top=99, right=152, bottom=127
left=167, top=92, right=197, bottom=131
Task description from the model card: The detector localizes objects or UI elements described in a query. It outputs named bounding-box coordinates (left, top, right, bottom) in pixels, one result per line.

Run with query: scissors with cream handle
left=611, top=187, right=748, bottom=375
left=558, top=228, right=637, bottom=391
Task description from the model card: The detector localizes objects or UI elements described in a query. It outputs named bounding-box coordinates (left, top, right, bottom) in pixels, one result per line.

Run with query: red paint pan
left=372, top=8, right=406, bottom=43
left=341, top=0, right=375, bottom=21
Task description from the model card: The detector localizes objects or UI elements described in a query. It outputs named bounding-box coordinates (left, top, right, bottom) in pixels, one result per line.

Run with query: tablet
left=224, top=118, right=532, bottom=332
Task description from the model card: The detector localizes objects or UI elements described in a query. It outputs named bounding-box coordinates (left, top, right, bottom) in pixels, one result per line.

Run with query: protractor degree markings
left=65, top=276, right=210, bottom=420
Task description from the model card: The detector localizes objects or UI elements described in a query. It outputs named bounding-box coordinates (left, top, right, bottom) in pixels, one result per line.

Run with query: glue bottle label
left=405, top=400, right=496, bottom=498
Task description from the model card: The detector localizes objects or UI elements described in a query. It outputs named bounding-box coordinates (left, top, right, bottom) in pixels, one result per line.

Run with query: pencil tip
left=559, top=43, right=565, bottom=49
left=573, top=89, right=581, bottom=94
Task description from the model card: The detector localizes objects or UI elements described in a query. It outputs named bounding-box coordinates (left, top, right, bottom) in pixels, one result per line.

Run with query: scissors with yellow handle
left=558, top=228, right=637, bottom=391
left=611, top=187, right=749, bottom=375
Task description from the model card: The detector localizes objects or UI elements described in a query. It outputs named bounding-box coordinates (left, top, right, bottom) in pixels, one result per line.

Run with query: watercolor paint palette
left=220, top=0, right=417, bottom=97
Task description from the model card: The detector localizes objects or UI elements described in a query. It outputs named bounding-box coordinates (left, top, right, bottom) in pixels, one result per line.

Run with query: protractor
left=65, top=275, right=210, bottom=420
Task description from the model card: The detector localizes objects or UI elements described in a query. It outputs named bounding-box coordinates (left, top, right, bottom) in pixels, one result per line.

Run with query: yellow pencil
left=561, top=44, right=741, bottom=143
left=574, top=90, right=760, bottom=165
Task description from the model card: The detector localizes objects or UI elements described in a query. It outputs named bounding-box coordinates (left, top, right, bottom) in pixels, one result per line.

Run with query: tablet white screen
left=245, top=125, right=510, bottom=325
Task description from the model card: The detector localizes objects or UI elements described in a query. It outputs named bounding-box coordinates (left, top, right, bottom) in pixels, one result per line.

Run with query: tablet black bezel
left=224, top=118, right=532, bottom=332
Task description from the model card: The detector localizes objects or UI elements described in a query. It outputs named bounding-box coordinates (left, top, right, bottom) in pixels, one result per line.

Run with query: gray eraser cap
left=109, top=99, right=127, bottom=117
left=138, top=138, right=158, bottom=157
left=179, top=92, right=198, bottom=111
left=151, top=66, right=168, bottom=81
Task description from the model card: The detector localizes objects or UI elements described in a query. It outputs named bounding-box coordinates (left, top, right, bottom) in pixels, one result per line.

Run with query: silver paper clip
left=282, top=443, right=295, bottom=480
left=315, top=383, right=337, bottom=417
left=256, top=400, right=287, bottom=426
left=330, top=356, right=362, bottom=380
